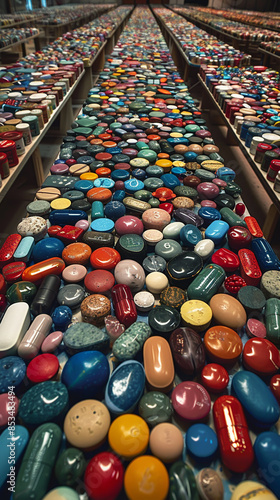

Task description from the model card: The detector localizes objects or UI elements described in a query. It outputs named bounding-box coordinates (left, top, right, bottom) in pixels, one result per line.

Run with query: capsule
left=213, top=395, right=254, bottom=473
left=14, top=423, right=62, bottom=500
left=265, top=298, right=280, bottom=347
left=111, top=284, right=137, bottom=328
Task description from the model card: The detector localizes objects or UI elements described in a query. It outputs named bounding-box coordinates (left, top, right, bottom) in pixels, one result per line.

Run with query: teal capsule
left=187, top=263, right=226, bottom=302
left=14, top=423, right=62, bottom=500
left=220, top=207, right=247, bottom=227
left=91, top=200, right=104, bottom=220
left=265, top=298, right=280, bottom=347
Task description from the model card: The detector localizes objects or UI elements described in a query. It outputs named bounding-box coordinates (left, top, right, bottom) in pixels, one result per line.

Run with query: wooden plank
left=0, top=32, right=41, bottom=54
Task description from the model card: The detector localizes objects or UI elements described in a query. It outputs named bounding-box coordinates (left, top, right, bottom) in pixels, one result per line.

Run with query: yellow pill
left=108, top=414, right=149, bottom=459
left=124, top=455, right=169, bottom=500
left=170, top=132, right=183, bottom=138
left=155, top=159, right=173, bottom=172
left=180, top=299, right=212, bottom=332
left=80, top=172, right=98, bottom=181
left=50, top=198, right=71, bottom=210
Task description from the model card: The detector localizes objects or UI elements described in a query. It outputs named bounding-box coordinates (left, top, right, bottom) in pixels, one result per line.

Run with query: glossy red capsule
left=213, top=395, right=254, bottom=473
left=84, top=451, right=124, bottom=500
left=111, top=284, right=137, bottom=328
left=159, top=202, right=174, bottom=215
left=270, top=374, right=280, bottom=404
left=238, top=249, right=262, bottom=286
left=244, top=216, right=263, bottom=238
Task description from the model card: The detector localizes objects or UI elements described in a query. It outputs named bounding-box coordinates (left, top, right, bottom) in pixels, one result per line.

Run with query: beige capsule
left=143, top=336, right=174, bottom=392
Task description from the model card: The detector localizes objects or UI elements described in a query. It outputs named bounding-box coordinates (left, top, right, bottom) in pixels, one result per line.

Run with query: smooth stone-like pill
left=105, top=360, right=145, bottom=415
left=41, top=331, right=63, bottom=353
left=231, top=481, right=276, bottom=500
left=149, top=423, right=184, bottom=463
left=169, top=327, right=205, bottom=377
left=108, top=414, right=149, bottom=459
left=194, top=239, right=215, bottom=260
left=170, top=462, right=199, bottom=500
left=143, top=336, right=174, bottom=392
left=124, top=456, right=169, bottom=500
left=138, top=392, right=173, bottom=427
left=254, top=432, right=280, bottom=498
left=113, top=321, right=151, bottom=361
left=232, top=371, right=280, bottom=428
left=19, top=381, right=68, bottom=425
left=145, top=271, right=169, bottom=294
left=63, top=322, right=110, bottom=355
left=196, top=468, right=223, bottom=500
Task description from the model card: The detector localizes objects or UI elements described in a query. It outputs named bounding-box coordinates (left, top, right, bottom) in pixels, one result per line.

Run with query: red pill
left=90, top=247, right=121, bottom=270
left=213, top=395, right=254, bottom=473
left=201, top=363, right=229, bottom=393
left=84, top=451, right=124, bottom=500
left=26, top=353, right=59, bottom=383
left=111, top=284, right=137, bottom=328
left=243, top=338, right=280, bottom=377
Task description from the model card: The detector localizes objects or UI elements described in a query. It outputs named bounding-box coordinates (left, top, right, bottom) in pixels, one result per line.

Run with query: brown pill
left=143, top=336, right=174, bottom=392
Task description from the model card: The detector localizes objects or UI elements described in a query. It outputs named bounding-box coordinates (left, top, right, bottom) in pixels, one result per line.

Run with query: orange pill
left=204, top=325, right=243, bottom=367
left=62, top=242, right=92, bottom=266
left=87, top=187, right=112, bottom=203
left=22, top=257, right=65, bottom=284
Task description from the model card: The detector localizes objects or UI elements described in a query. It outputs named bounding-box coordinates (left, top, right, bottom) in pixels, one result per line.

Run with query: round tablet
left=133, top=291, right=155, bottom=312
left=204, top=326, right=243, bottom=367
left=84, top=269, right=115, bottom=295
left=180, top=300, right=212, bottom=332
left=64, top=400, right=111, bottom=450
left=50, top=198, right=71, bottom=210
left=149, top=423, right=184, bottom=463
left=246, top=318, right=267, bottom=339
left=62, top=264, right=87, bottom=283
left=201, top=363, right=229, bottom=393
left=108, top=414, right=149, bottom=459
left=142, top=208, right=171, bottom=231
left=146, top=271, right=168, bottom=294
left=171, top=381, right=211, bottom=421
left=185, top=424, right=218, bottom=459
left=26, top=353, right=59, bottom=383
left=62, top=243, right=92, bottom=266
left=90, top=247, right=121, bottom=270
left=36, top=187, right=61, bottom=201
left=90, top=218, right=115, bottom=233
left=124, top=456, right=169, bottom=500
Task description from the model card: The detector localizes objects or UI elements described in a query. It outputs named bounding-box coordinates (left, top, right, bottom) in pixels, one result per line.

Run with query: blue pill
left=105, top=360, right=145, bottom=415
left=104, top=201, right=126, bottom=221
left=254, top=432, right=280, bottom=498
left=124, top=178, right=145, bottom=194
left=0, top=356, right=26, bottom=393
left=74, top=180, right=94, bottom=193
left=93, top=178, right=115, bottom=189
left=113, top=190, right=126, bottom=202
left=49, top=210, right=88, bottom=226
left=198, top=207, right=221, bottom=227
left=0, top=426, right=29, bottom=489
left=111, top=170, right=130, bottom=181
left=251, top=238, right=280, bottom=272
left=216, top=166, right=235, bottom=182
left=184, top=151, right=197, bottom=161
left=52, top=306, right=73, bottom=331
left=161, top=173, right=180, bottom=189
left=32, top=238, right=65, bottom=263
left=185, top=423, right=218, bottom=459
left=180, top=224, right=202, bottom=248
left=131, top=168, right=146, bottom=180
left=232, top=371, right=280, bottom=428
left=90, top=218, right=115, bottom=233
left=205, top=220, right=229, bottom=245
left=61, top=351, right=109, bottom=401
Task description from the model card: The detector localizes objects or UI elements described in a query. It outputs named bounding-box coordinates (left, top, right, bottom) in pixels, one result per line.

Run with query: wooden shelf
left=0, top=68, right=85, bottom=204
left=0, top=32, right=41, bottom=57
left=198, top=73, right=280, bottom=240
left=0, top=17, right=43, bottom=30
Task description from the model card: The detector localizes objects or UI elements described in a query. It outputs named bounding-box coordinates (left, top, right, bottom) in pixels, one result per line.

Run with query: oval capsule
left=232, top=371, right=280, bottom=428
left=238, top=248, right=262, bottom=286
left=143, top=336, right=174, bottom=392
left=21, top=257, right=65, bottom=284
left=213, top=395, right=254, bottom=473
